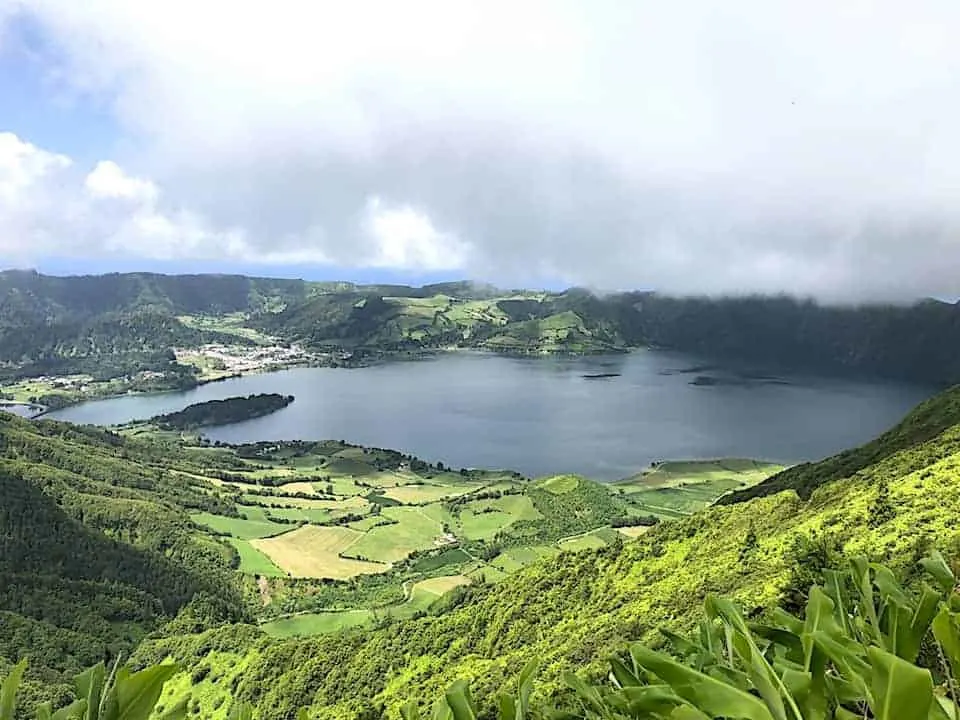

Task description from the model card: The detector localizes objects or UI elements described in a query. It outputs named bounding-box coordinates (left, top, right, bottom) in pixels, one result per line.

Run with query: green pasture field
left=347, top=506, right=446, bottom=563
left=251, top=525, right=389, bottom=579
left=260, top=609, right=374, bottom=637
left=226, top=537, right=287, bottom=577
left=190, top=512, right=287, bottom=540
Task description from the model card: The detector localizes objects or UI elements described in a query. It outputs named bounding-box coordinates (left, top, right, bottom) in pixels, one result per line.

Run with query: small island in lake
left=151, top=393, right=294, bottom=430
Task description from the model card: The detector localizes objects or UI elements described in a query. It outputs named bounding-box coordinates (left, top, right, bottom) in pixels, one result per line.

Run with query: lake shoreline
left=45, top=351, right=934, bottom=481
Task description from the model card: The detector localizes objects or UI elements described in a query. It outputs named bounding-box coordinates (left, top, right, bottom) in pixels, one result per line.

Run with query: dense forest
left=150, top=394, right=295, bottom=430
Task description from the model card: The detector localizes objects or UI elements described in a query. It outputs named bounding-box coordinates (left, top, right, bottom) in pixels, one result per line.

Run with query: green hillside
left=6, top=270, right=960, bottom=388
left=108, top=386, right=958, bottom=719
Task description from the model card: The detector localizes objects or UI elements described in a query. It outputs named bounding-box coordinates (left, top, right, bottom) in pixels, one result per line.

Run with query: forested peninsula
left=150, top=393, right=295, bottom=430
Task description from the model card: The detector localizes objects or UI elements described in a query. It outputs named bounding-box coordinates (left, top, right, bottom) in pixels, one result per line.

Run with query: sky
left=2, top=1, right=960, bottom=300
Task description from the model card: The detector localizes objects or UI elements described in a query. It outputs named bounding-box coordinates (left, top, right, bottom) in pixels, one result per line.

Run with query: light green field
left=346, top=515, right=397, bottom=531
left=176, top=313, right=275, bottom=343
left=382, top=484, right=468, bottom=504
left=419, top=503, right=456, bottom=528
left=251, top=525, right=389, bottom=579
left=558, top=533, right=608, bottom=552
left=348, top=506, right=446, bottom=563
left=226, top=538, right=286, bottom=577
left=539, top=475, right=580, bottom=494
left=191, top=512, right=287, bottom=540
left=457, top=495, right=541, bottom=540
left=260, top=610, right=374, bottom=637
left=264, top=507, right=332, bottom=524
left=617, top=525, right=652, bottom=538
left=491, top=545, right=560, bottom=573
left=413, top=575, right=471, bottom=596
left=613, top=459, right=784, bottom=517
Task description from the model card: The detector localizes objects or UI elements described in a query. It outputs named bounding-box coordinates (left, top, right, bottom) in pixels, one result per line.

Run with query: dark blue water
left=47, top=351, right=934, bottom=479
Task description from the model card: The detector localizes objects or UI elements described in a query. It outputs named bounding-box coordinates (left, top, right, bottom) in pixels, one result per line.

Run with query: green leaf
left=609, top=657, right=641, bottom=688
left=74, top=663, right=105, bottom=720
left=430, top=698, right=453, bottom=720
left=866, top=646, right=934, bottom=720
left=157, top=698, right=188, bottom=720
left=401, top=700, right=422, bottom=720
left=496, top=694, right=517, bottom=720
left=112, top=664, right=178, bottom=720
left=562, top=672, right=610, bottom=717
left=921, top=552, right=956, bottom=593
left=629, top=643, right=774, bottom=720
left=901, top=584, right=942, bottom=662
left=1, top=660, right=26, bottom=720
left=516, top=658, right=537, bottom=718
left=933, top=608, right=960, bottom=680
left=51, top=700, right=88, bottom=720
left=444, top=680, right=478, bottom=720
left=616, top=685, right=685, bottom=715
left=708, top=595, right=802, bottom=720
left=36, top=703, right=52, bottom=720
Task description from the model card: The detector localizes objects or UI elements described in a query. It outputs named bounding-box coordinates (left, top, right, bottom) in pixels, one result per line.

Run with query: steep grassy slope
left=139, top=387, right=960, bottom=719
left=720, top=384, right=960, bottom=503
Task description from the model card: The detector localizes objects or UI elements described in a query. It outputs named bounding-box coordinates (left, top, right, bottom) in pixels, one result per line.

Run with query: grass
left=411, top=548, right=472, bottom=573
left=412, top=575, right=471, bottom=596
left=491, top=545, right=560, bottom=573
left=558, top=533, right=608, bottom=552
left=539, top=475, right=580, bottom=494
left=264, top=507, right=332, bottom=524
left=190, top=512, right=287, bottom=540
left=613, top=459, right=784, bottom=517
left=457, top=495, right=541, bottom=540
left=226, top=537, right=287, bottom=577
left=382, top=484, right=468, bottom=504
left=348, top=507, right=446, bottom=563
left=251, top=525, right=389, bottom=579
left=260, top=610, right=374, bottom=637
left=616, top=525, right=651, bottom=538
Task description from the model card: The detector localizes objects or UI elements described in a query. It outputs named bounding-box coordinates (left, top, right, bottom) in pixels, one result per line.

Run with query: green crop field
left=347, top=506, right=446, bottom=563
left=226, top=537, right=287, bottom=577
left=539, top=475, right=580, bottom=494
left=260, top=609, right=374, bottom=637
left=251, top=525, right=389, bottom=579
left=613, top=458, right=784, bottom=517
left=190, top=512, right=287, bottom=540
left=264, top=506, right=332, bottom=524
left=382, top=483, right=467, bottom=504
left=558, top=532, right=608, bottom=552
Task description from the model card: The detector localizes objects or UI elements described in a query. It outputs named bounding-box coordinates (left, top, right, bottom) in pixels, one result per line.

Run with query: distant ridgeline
left=3, top=269, right=960, bottom=384
left=149, top=393, right=295, bottom=430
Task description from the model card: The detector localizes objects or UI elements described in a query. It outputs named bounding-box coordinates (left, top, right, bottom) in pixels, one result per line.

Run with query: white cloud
left=84, top=160, right=156, bottom=201
left=4, top=0, right=960, bottom=297
left=362, top=197, right=468, bottom=271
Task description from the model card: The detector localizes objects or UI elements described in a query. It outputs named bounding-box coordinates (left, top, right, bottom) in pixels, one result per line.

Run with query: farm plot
left=381, top=483, right=468, bottom=504
left=261, top=610, right=373, bottom=637
left=251, top=525, right=389, bottom=579
left=347, top=507, right=447, bottom=563
left=226, top=537, right=286, bottom=577
left=191, top=512, right=286, bottom=540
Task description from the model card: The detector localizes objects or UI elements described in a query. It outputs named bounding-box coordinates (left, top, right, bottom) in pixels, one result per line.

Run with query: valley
left=2, top=270, right=960, bottom=718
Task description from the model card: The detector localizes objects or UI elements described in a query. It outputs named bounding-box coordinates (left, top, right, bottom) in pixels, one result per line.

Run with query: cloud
left=4, top=0, right=960, bottom=299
